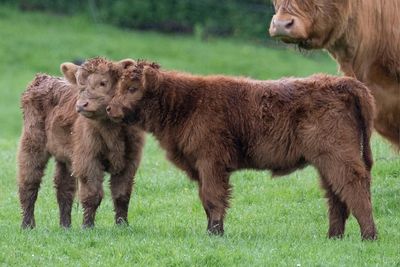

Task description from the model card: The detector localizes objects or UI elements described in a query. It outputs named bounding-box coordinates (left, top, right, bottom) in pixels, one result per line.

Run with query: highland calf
left=107, top=61, right=377, bottom=240
left=269, top=0, right=400, bottom=148
left=18, top=58, right=144, bottom=228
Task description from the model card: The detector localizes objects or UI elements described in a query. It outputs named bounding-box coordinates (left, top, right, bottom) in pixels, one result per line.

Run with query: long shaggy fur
left=18, top=62, right=144, bottom=229
left=107, top=62, right=377, bottom=239
left=271, top=0, right=400, bottom=148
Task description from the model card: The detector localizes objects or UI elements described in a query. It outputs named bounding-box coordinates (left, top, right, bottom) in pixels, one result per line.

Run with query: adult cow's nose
left=269, top=17, right=295, bottom=37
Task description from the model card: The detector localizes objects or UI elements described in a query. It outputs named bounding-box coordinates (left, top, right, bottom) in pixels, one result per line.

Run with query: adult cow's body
left=269, top=0, right=400, bottom=147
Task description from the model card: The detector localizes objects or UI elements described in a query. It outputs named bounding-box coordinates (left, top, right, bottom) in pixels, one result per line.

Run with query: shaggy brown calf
left=18, top=58, right=144, bottom=228
left=269, top=0, right=400, bottom=148
left=107, top=61, right=377, bottom=240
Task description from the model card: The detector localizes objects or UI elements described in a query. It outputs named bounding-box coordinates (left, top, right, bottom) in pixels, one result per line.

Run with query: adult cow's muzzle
left=269, top=13, right=309, bottom=44
left=269, top=16, right=295, bottom=37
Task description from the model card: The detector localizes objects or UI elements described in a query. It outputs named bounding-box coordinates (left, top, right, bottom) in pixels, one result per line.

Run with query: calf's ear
left=117, top=58, right=136, bottom=70
left=60, top=62, right=79, bottom=85
left=143, top=66, right=161, bottom=90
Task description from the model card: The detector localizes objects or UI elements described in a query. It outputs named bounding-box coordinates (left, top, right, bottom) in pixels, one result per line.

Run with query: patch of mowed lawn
left=0, top=5, right=399, bottom=266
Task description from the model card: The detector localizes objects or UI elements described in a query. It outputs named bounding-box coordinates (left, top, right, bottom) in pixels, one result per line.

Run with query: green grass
left=0, top=6, right=399, bottom=266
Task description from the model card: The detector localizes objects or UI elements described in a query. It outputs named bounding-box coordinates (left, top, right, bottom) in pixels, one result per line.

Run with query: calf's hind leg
left=320, top=178, right=349, bottom=238
left=17, top=126, right=49, bottom=229
left=197, top=161, right=231, bottom=235
left=54, top=161, right=76, bottom=228
left=315, top=156, right=376, bottom=240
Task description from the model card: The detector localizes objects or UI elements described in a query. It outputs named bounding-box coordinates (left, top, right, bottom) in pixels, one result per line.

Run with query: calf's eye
left=100, top=81, right=107, bottom=86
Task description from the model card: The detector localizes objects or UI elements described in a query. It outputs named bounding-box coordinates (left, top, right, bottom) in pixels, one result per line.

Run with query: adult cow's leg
left=374, top=112, right=400, bottom=149
left=197, top=160, right=231, bottom=235
left=53, top=161, right=76, bottom=228
left=320, top=178, right=349, bottom=238
left=17, top=124, right=49, bottom=229
left=314, top=154, right=376, bottom=240
left=369, top=79, right=400, bottom=149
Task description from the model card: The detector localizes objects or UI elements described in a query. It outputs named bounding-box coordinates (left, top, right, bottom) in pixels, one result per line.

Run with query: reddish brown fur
left=17, top=58, right=144, bottom=228
left=269, top=0, right=400, bottom=149
left=107, top=62, right=377, bottom=240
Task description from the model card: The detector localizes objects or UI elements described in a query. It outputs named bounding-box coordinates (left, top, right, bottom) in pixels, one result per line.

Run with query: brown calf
left=18, top=58, right=144, bottom=228
left=107, top=61, right=377, bottom=240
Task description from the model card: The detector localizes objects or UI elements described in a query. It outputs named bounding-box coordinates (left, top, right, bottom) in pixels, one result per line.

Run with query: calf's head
left=269, top=0, right=350, bottom=49
left=106, top=60, right=161, bottom=123
left=61, top=57, right=135, bottom=120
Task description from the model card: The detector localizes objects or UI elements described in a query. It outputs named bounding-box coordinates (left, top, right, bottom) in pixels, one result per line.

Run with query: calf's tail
left=349, top=81, right=375, bottom=171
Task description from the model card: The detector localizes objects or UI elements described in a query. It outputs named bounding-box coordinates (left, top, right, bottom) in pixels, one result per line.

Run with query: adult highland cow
left=269, top=0, right=400, bottom=148
left=18, top=58, right=143, bottom=228
left=106, top=61, right=377, bottom=240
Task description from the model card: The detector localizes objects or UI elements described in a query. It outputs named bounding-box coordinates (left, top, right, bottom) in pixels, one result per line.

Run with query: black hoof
left=207, top=220, right=224, bottom=236
left=116, top=217, right=129, bottom=226
left=21, top=219, right=35, bottom=229
left=82, top=222, right=95, bottom=229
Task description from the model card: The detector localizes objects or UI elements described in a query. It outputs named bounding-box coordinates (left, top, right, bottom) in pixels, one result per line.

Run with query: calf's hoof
left=82, top=222, right=95, bottom=229
left=361, top=230, right=377, bottom=241
left=60, top=222, right=72, bottom=229
left=207, top=220, right=224, bottom=236
left=21, top=218, right=35, bottom=229
left=328, top=228, right=345, bottom=239
left=60, top=218, right=72, bottom=229
left=115, top=217, right=129, bottom=226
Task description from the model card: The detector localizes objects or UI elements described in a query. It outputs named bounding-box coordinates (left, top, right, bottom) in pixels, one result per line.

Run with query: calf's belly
left=45, top=129, right=73, bottom=164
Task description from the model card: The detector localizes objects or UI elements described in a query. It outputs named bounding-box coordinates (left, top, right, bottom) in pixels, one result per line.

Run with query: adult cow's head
left=269, top=0, right=350, bottom=49
left=61, top=57, right=135, bottom=120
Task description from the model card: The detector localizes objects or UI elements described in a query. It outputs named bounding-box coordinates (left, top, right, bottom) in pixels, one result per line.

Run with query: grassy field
left=0, top=6, right=399, bottom=266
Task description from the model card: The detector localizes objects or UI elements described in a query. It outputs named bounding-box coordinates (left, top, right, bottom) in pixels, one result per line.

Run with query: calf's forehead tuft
left=80, top=57, right=116, bottom=75
left=120, top=60, right=161, bottom=83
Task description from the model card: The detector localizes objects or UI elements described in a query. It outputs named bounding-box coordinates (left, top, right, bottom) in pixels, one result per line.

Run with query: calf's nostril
left=106, top=106, right=111, bottom=113
left=82, top=102, right=89, bottom=108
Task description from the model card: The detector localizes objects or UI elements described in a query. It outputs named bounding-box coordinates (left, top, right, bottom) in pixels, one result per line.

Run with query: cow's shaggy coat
left=269, top=0, right=400, bottom=148
left=18, top=58, right=143, bottom=228
left=107, top=62, right=377, bottom=240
